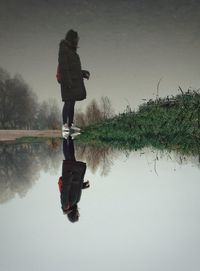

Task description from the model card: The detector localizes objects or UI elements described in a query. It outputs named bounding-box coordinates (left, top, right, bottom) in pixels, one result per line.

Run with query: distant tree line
left=0, top=68, right=61, bottom=129
left=0, top=138, right=119, bottom=203
left=75, top=96, right=115, bottom=127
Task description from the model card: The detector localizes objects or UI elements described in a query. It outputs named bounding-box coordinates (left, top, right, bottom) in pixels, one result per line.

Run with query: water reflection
left=0, top=139, right=199, bottom=205
left=144, top=148, right=200, bottom=174
left=0, top=140, right=62, bottom=204
left=58, top=136, right=90, bottom=222
left=75, top=143, right=120, bottom=176
left=1, top=137, right=200, bottom=270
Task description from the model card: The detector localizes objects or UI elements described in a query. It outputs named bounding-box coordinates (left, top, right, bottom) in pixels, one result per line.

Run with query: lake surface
left=0, top=139, right=200, bottom=271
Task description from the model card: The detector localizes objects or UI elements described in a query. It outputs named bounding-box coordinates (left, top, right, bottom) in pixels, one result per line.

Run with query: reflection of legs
left=62, top=101, right=75, bottom=127
left=63, top=137, right=76, bottom=161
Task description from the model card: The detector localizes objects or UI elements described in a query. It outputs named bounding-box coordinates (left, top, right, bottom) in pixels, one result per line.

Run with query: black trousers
left=62, top=101, right=75, bottom=127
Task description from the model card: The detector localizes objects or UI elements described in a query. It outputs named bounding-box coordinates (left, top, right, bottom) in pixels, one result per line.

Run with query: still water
left=0, top=139, right=200, bottom=271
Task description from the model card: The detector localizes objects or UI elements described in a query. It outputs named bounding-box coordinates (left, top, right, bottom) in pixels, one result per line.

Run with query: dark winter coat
left=58, top=160, right=86, bottom=212
left=58, top=40, right=86, bottom=101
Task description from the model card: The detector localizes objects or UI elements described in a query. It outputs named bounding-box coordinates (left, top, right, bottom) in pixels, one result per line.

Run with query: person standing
left=58, top=29, right=90, bottom=132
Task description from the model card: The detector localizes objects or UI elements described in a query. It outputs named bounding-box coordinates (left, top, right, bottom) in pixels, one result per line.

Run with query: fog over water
left=0, top=0, right=200, bottom=111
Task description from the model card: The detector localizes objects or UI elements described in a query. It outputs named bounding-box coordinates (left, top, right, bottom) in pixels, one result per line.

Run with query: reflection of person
left=58, top=29, right=90, bottom=132
left=58, top=136, right=90, bottom=222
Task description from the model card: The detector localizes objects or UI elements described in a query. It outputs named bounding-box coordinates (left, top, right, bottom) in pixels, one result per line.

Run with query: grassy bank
left=78, top=90, right=200, bottom=156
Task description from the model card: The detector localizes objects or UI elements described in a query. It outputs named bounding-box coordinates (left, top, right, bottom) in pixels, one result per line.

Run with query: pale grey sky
left=0, top=0, right=200, bottom=112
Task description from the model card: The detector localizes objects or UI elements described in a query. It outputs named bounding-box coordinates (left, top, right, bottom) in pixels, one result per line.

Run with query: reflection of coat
left=58, top=160, right=86, bottom=211
left=58, top=40, right=86, bottom=101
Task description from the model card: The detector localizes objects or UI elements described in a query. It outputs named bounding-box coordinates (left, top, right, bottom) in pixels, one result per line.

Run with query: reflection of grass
left=16, top=137, right=50, bottom=143
left=16, top=136, right=62, bottom=143
left=78, top=90, right=200, bottom=156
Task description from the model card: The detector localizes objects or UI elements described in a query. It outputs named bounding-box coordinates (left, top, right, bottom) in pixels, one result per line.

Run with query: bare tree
left=36, top=101, right=50, bottom=129
left=74, top=109, right=86, bottom=127
left=0, top=73, right=38, bottom=129
left=85, top=99, right=103, bottom=125
left=0, top=68, right=10, bottom=128
left=0, top=67, right=9, bottom=82
left=75, top=96, right=114, bottom=127
left=100, top=96, right=114, bottom=120
left=36, top=99, right=61, bottom=130
left=0, top=67, right=61, bottom=130
left=46, top=99, right=61, bottom=129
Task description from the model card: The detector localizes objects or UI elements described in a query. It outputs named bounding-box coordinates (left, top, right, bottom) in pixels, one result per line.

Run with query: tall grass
left=78, top=90, right=200, bottom=156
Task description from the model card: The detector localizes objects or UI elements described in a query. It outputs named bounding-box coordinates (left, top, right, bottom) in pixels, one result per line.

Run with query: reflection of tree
left=2, top=139, right=197, bottom=204
left=75, top=142, right=200, bottom=178
left=75, top=143, right=119, bottom=176
left=0, top=140, right=62, bottom=204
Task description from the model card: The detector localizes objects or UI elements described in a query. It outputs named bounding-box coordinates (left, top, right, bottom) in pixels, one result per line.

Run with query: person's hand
left=83, top=180, right=90, bottom=189
left=85, top=180, right=90, bottom=187
left=82, top=70, right=90, bottom=80
left=85, top=71, right=90, bottom=80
